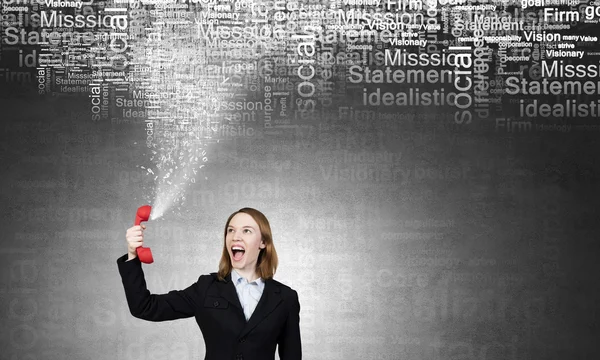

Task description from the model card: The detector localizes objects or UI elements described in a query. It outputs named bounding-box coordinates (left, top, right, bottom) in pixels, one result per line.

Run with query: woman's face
left=226, top=212, right=265, bottom=274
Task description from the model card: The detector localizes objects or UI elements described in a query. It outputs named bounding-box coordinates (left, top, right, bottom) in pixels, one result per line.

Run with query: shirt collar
left=231, top=268, right=263, bottom=286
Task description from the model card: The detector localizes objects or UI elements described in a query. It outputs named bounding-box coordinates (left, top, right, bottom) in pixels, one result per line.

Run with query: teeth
left=232, top=246, right=244, bottom=251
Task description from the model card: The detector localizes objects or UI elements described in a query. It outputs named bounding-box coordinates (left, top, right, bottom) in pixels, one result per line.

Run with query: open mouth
left=232, top=246, right=245, bottom=261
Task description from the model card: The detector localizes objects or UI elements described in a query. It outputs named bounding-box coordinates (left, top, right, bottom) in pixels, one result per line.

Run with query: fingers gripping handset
left=134, top=205, right=154, bottom=264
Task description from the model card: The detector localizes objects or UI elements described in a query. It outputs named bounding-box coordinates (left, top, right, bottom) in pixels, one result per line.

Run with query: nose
left=232, top=230, right=243, bottom=241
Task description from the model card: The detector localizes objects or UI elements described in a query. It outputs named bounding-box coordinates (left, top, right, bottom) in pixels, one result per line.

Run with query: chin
left=230, top=256, right=244, bottom=266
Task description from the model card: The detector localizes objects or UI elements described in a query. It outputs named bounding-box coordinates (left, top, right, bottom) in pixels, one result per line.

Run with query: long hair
left=217, top=208, right=278, bottom=281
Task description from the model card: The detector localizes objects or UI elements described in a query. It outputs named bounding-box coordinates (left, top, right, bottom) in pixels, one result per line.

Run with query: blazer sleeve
left=277, top=289, right=302, bottom=360
left=116, top=253, right=207, bottom=322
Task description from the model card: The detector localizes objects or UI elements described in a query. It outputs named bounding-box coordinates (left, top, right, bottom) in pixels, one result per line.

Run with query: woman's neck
left=234, top=267, right=260, bottom=282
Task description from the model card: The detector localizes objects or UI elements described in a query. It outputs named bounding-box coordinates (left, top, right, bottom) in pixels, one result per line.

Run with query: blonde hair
left=217, top=208, right=278, bottom=281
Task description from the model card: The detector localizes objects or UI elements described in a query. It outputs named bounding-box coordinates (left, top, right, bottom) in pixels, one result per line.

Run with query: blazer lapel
left=216, top=272, right=244, bottom=317
left=239, top=278, right=282, bottom=338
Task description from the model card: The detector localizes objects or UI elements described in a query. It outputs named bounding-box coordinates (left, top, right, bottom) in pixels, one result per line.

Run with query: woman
left=117, top=207, right=302, bottom=360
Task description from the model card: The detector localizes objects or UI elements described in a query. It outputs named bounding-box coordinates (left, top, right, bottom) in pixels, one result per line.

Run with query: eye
left=227, top=228, right=234, bottom=233
left=243, top=229, right=252, bottom=234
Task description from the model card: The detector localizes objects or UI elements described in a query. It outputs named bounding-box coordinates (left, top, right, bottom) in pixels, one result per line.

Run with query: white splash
left=129, top=5, right=220, bottom=220
left=149, top=143, right=207, bottom=220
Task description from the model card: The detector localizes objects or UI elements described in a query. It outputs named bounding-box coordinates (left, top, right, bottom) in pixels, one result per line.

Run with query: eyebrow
left=227, top=225, right=256, bottom=229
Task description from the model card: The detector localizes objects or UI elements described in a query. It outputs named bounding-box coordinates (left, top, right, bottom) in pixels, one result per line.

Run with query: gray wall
left=0, top=91, right=598, bottom=360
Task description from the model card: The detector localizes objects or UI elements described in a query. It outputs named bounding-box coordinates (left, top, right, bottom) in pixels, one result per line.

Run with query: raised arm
left=277, top=290, right=302, bottom=360
left=116, top=253, right=208, bottom=321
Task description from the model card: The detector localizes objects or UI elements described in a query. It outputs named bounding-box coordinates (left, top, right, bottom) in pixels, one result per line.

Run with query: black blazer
left=116, top=254, right=301, bottom=360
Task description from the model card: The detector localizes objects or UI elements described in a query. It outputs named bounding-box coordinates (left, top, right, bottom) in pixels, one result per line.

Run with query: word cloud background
left=1, top=0, right=598, bottom=359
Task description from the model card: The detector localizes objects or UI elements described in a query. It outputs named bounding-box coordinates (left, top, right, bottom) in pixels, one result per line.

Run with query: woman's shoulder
left=269, top=278, right=299, bottom=297
left=193, top=273, right=217, bottom=288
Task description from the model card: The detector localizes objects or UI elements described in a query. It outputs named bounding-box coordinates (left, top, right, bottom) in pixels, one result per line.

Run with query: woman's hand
left=126, top=224, right=146, bottom=261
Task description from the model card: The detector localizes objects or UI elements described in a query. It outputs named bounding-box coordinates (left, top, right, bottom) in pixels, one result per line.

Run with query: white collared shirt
left=231, top=269, right=265, bottom=321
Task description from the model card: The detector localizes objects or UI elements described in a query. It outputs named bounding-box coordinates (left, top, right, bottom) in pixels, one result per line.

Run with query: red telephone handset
left=134, top=205, right=154, bottom=264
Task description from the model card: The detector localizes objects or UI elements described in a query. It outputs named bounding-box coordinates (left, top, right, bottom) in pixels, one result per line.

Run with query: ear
left=259, top=240, right=266, bottom=249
